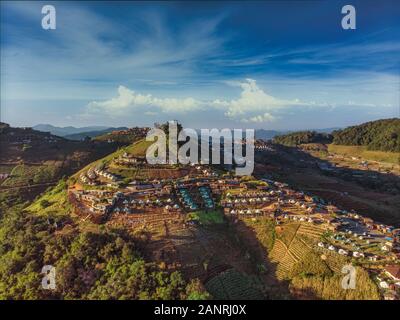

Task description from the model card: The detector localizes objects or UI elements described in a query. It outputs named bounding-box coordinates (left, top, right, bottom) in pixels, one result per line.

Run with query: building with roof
left=385, top=265, right=400, bottom=281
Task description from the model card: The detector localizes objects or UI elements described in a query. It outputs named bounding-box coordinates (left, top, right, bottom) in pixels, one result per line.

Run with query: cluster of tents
left=178, top=188, right=199, bottom=210
left=199, top=186, right=214, bottom=209
left=178, top=186, right=214, bottom=211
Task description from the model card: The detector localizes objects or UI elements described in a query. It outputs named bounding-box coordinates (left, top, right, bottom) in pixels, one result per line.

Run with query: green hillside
left=328, top=145, right=400, bottom=165
left=272, top=119, right=400, bottom=153
left=1, top=138, right=208, bottom=300
left=27, top=138, right=154, bottom=217
left=0, top=124, right=123, bottom=211
left=0, top=203, right=207, bottom=299
left=332, top=118, right=400, bottom=152
left=69, top=138, right=153, bottom=182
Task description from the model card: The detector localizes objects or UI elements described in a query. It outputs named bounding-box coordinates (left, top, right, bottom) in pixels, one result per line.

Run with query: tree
left=40, top=199, right=51, bottom=208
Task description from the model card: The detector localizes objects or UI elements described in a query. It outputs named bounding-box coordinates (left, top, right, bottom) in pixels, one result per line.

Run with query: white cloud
left=241, top=112, right=276, bottom=123
left=217, top=78, right=306, bottom=118
left=86, top=79, right=309, bottom=123
left=86, top=78, right=393, bottom=125
left=87, top=85, right=201, bottom=115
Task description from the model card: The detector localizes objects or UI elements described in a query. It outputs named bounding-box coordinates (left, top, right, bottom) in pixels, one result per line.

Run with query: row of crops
left=204, top=268, right=265, bottom=300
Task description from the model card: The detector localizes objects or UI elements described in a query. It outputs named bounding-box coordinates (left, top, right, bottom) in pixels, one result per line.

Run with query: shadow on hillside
left=147, top=216, right=297, bottom=299
left=231, top=218, right=295, bottom=299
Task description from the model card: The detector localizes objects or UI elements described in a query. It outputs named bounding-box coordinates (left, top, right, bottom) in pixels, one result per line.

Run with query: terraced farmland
left=297, top=224, right=325, bottom=239
left=321, top=251, right=349, bottom=274
left=289, top=237, right=312, bottom=261
left=270, top=239, right=288, bottom=261
left=275, top=253, right=298, bottom=279
left=269, top=222, right=328, bottom=279
left=276, top=223, right=300, bottom=246
left=204, top=268, right=265, bottom=300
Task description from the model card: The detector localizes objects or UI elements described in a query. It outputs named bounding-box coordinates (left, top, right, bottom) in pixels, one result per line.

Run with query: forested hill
left=273, top=131, right=333, bottom=146
left=332, top=118, right=400, bottom=152
left=272, top=118, right=400, bottom=152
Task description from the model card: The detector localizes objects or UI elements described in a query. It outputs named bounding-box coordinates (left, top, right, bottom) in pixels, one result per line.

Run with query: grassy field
left=328, top=144, right=399, bottom=164
left=290, top=266, right=380, bottom=300
left=188, top=209, right=224, bottom=225
left=265, top=221, right=380, bottom=299
left=125, top=139, right=153, bottom=156
left=70, top=148, right=126, bottom=182
left=1, top=164, right=59, bottom=187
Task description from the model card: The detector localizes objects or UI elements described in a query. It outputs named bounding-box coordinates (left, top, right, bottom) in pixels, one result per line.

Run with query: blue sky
left=1, top=0, right=399, bottom=130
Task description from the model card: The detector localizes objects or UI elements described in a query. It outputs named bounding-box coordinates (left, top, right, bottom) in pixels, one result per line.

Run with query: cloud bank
left=87, top=79, right=309, bottom=123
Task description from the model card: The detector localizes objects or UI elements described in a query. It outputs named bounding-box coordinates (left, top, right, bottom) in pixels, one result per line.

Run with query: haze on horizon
left=0, top=1, right=399, bottom=130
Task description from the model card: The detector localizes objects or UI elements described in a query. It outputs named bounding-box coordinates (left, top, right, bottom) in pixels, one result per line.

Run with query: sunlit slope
left=328, top=145, right=400, bottom=165
left=27, top=139, right=153, bottom=216
left=70, top=139, right=153, bottom=180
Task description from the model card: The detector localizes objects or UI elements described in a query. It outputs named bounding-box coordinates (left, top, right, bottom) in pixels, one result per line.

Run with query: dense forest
left=332, top=118, right=400, bottom=152
left=273, top=118, right=400, bottom=152
left=0, top=203, right=209, bottom=300
left=273, top=131, right=333, bottom=147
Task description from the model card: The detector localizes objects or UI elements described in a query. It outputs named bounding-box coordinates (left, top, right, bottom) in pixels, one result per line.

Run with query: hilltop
left=92, top=127, right=150, bottom=144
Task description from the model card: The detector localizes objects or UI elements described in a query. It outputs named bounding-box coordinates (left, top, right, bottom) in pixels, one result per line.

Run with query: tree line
left=273, top=131, right=333, bottom=147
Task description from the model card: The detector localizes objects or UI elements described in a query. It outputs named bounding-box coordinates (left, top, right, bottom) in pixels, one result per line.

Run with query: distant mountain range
left=32, top=124, right=341, bottom=141
left=33, top=124, right=110, bottom=137
left=255, top=130, right=287, bottom=140
left=64, top=127, right=129, bottom=141
left=33, top=124, right=128, bottom=140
